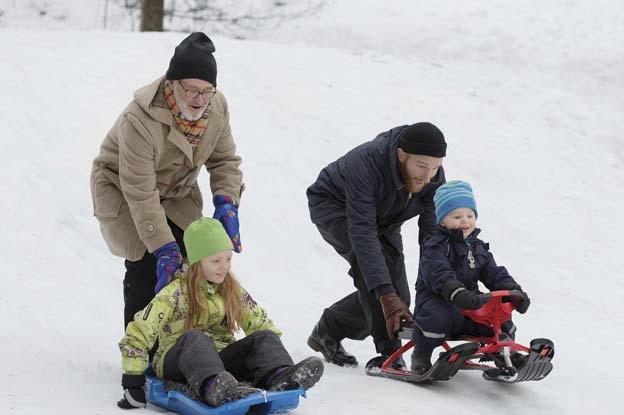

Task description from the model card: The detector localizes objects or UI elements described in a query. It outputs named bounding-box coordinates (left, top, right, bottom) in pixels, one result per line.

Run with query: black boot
left=266, top=357, right=324, bottom=391
left=364, top=351, right=406, bottom=371
left=372, top=340, right=407, bottom=370
left=410, top=347, right=433, bottom=375
left=510, top=351, right=527, bottom=368
left=460, top=318, right=494, bottom=338
left=307, top=322, right=358, bottom=367
left=389, top=355, right=407, bottom=370
left=203, top=371, right=257, bottom=407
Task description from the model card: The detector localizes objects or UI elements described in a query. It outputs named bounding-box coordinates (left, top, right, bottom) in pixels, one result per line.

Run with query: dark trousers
left=413, top=296, right=466, bottom=350
left=163, top=330, right=294, bottom=395
left=123, top=219, right=187, bottom=329
left=413, top=296, right=516, bottom=350
left=315, top=218, right=410, bottom=354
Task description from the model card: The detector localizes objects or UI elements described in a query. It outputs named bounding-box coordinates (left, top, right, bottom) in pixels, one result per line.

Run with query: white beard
left=172, top=86, right=206, bottom=121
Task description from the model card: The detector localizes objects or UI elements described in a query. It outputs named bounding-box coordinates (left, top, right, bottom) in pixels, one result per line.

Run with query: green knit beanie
left=184, top=217, right=233, bottom=265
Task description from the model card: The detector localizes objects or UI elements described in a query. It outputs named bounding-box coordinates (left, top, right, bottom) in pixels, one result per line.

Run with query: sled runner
left=366, top=290, right=554, bottom=384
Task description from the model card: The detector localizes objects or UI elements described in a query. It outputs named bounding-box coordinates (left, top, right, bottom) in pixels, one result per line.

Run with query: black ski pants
left=314, top=218, right=410, bottom=355
left=123, top=218, right=187, bottom=329
left=162, top=330, right=294, bottom=395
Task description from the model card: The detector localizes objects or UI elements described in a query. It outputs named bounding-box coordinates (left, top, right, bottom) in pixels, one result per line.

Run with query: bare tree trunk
left=140, top=0, right=164, bottom=31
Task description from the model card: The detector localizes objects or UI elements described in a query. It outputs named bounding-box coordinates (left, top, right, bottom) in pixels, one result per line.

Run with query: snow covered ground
left=1, top=1, right=623, bottom=414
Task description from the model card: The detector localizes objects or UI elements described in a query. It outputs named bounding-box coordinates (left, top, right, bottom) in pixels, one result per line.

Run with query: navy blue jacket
left=307, top=125, right=445, bottom=292
left=415, top=227, right=520, bottom=308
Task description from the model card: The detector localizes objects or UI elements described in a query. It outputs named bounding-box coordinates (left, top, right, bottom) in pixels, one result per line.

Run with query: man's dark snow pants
left=313, top=218, right=410, bottom=355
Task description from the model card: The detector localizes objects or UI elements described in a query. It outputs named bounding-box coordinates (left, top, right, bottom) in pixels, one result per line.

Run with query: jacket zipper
left=467, top=241, right=476, bottom=269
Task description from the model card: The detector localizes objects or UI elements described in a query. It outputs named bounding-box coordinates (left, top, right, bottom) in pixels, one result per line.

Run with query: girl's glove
left=212, top=195, right=242, bottom=252
left=117, top=374, right=146, bottom=409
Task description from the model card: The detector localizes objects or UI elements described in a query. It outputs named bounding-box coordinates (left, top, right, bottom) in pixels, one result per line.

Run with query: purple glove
left=153, top=241, right=182, bottom=293
left=212, top=195, right=241, bottom=252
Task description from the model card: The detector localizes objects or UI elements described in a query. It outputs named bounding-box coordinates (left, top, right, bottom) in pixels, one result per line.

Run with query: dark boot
left=266, top=357, right=324, bottom=391
left=510, top=351, right=527, bottom=368
left=460, top=318, right=494, bottom=338
left=410, top=347, right=433, bottom=375
left=365, top=352, right=406, bottom=371
left=307, top=322, right=358, bottom=367
left=389, top=355, right=407, bottom=370
left=501, top=320, right=517, bottom=340
left=202, top=371, right=257, bottom=407
left=381, top=343, right=407, bottom=370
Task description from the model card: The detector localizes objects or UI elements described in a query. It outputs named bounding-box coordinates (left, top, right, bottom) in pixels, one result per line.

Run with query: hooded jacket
left=415, top=227, right=520, bottom=308
left=307, top=125, right=445, bottom=291
left=91, top=77, right=243, bottom=261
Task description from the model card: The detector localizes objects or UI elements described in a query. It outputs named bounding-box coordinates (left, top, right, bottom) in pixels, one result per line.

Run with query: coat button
left=147, top=224, right=154, bottom=232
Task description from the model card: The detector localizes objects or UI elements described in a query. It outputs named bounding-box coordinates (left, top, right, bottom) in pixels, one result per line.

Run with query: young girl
left=117, top=217, right=324, bottom=409
left=411, top=180, right=530, bottom=374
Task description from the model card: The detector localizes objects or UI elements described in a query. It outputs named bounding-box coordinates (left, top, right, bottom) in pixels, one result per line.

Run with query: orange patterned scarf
left=164, top=82, right=208, bottom=147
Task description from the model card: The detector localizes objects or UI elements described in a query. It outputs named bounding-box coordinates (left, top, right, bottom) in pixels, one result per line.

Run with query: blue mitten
left=153, top=241, right=182, bottom=293
left=212, top=195, right=241, bottom=252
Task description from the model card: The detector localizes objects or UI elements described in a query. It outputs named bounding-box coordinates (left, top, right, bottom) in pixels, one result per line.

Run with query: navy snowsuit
left=413, top=227, right=521, bottom=350
left=306, top=125, right=445, bottom=354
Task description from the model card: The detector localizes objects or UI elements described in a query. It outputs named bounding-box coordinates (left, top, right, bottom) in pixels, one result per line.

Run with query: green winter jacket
left=119, top=275, right=280, bottom=378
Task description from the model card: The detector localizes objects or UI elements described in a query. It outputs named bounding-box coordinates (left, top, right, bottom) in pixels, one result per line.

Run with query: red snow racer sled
left=365, top=290, right=554, bottom=384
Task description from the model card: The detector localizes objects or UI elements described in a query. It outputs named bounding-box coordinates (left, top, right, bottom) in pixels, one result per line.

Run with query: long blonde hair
left=184, top=262, right=244, bottom=332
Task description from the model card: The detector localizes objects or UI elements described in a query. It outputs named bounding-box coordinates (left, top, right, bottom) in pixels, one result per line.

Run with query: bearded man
left=305, top=122, right=447, bottom=369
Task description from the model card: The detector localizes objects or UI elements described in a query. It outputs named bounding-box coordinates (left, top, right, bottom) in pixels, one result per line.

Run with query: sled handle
left=460, top=290, right=519, bottom=333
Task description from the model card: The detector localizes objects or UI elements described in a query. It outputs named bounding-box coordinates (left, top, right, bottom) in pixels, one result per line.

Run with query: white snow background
left=1, top=1, right=623, bottom=414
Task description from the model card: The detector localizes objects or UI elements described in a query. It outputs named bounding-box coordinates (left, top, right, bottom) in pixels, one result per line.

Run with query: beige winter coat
left=90, top=77, right=243, bottom=261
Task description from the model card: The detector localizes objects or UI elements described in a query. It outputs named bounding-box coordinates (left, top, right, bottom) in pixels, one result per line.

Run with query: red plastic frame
left=449, top=290, right=530, bottom=355
left=380, top=291, right=530, bottom=374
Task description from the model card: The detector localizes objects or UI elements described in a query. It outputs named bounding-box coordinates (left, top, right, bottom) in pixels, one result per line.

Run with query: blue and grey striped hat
left=433, top=180, right=478, bottom=224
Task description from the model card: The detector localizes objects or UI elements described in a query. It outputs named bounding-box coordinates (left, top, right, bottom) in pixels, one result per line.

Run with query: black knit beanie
left=398, top=122, right=447, bottom=157
left=166, top=32, right=217, bottom=86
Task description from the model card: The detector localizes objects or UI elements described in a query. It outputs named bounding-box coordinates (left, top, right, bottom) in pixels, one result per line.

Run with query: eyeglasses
left=178, top=80, right=217, bottom=100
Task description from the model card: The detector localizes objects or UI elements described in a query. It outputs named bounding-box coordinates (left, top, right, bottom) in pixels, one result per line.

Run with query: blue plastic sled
left=145, top=374, right=306, bottom=415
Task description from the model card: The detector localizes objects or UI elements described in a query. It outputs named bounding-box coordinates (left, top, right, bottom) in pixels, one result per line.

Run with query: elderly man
left=306, top=122, right=447, bottom=368
left=91, top=32, right=243, bottom=330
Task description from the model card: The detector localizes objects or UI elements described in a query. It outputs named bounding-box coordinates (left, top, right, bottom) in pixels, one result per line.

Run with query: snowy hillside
left=1, top=1, right=623, bottom=414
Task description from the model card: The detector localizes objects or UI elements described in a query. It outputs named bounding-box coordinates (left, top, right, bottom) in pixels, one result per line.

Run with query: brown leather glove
left=379, top=292, right=414, bottom=340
